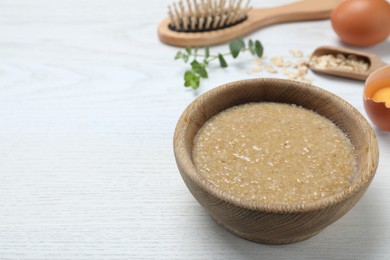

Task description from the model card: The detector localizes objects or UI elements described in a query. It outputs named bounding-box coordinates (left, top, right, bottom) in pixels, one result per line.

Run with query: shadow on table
left=376, top=130, right=390, bottom=144
left=207, top=188, right=386, bottom=260
left=340, top=39, right=390, bottom=58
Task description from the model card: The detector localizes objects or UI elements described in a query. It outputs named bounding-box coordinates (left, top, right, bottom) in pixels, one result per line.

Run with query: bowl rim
left=174, top=78, right=379, bottom=213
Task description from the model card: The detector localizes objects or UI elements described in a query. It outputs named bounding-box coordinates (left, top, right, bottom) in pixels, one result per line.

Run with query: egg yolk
left=372, top=87, right=390, bottom=108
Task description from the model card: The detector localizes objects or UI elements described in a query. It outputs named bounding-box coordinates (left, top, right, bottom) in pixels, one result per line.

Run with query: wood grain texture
left=0, top=0, right=389, bottom=259
left=158, top=0, right=343, bottom=47
left=174, top=78, right=379, bottom=244
left=310, top=46, right=388, bottom=81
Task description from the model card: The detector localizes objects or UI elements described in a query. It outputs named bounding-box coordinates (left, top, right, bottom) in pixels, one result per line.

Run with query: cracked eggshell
left=364, top=65, right=390, bottom=131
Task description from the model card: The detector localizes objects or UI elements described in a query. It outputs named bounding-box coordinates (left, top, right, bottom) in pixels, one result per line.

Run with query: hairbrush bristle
left=168, top=0, right=251, bottom=32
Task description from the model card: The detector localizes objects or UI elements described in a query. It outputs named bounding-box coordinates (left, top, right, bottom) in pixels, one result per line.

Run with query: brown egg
left=331, top=0, right=390, bottom=47
left=364, top=65, right=390, bottom=131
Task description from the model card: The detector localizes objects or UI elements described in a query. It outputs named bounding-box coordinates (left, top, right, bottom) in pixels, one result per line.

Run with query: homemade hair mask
left=174, top=78, right=378, bottom=244
left=193, top=102, right=356, bottom=204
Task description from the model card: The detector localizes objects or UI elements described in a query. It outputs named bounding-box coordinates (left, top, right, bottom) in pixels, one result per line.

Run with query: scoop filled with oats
left=309, top=46, right=386, bottom=81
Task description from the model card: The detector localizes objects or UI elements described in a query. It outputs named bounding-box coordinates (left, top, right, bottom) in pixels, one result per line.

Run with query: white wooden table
left=0, top=0, right=389, bottom=259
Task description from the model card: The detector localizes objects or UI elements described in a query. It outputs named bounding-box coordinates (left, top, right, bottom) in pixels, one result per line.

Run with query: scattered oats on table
left=248, top=49, right=313, bottom=83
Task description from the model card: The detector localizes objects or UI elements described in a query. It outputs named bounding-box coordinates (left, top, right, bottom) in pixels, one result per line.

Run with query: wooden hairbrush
left=158, top=0, right=343, bottom=47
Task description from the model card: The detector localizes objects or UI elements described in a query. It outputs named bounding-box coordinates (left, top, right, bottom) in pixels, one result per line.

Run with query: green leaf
left=177, top=38, right=264, bottom=91
left=248, top=39, right=253, bottom=48
left=248, top=40, right=255, bottom=55
left=191, top=60, right=208, bottom=78
left=238, top=37, right=245, bottom=48
left=229, top=38, right=245, bottom=58
left=190, top=60, right=200, bottom=68
left=183, top=54, right=189, bottom=63
left=218, top=54, right=228, bottom=68
left=175, top=51, right=183, bottom=60
left=255, top=40, right=264, bottom=57
left=204, top=46, right=210, bottom=59
left=184, top=70, right=200, bottom=89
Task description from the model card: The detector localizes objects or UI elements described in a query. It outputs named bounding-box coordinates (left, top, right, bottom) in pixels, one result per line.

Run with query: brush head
left=168, top=0, right=251, bottom=33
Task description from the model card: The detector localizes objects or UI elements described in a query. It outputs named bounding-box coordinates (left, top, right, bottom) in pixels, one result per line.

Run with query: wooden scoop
left=309, top=46, right=387, bottom=81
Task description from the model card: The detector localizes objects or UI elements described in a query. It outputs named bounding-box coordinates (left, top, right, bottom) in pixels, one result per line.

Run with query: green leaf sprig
left=175, top=38, right=264, bottom=89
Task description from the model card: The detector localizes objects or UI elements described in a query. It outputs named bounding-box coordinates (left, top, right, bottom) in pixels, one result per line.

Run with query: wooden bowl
left=174, top=78, right=379, bottom=245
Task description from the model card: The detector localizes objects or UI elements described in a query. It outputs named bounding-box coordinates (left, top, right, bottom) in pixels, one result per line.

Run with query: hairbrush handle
left=158, top=0, right=343, bottom=47
left=251, top=0, right=342, bottom=27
